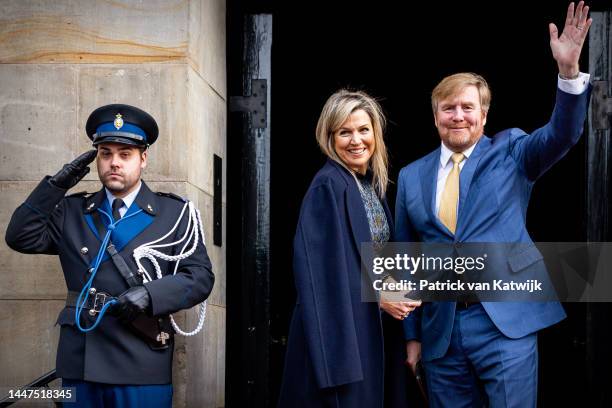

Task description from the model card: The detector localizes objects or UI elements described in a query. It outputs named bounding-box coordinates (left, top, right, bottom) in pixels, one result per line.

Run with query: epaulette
left=66, top=191, right=91, bottom=199
left=156, top=192, right=187, bottom=203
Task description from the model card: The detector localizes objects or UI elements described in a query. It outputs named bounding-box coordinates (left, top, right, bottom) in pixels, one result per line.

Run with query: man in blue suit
left=395, top=2, right=592, bottom=406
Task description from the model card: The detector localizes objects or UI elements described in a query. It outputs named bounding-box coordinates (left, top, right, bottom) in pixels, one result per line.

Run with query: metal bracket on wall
left=593, top=81, right=612, bottom=130
left=229, top=79, right=268, bottom=129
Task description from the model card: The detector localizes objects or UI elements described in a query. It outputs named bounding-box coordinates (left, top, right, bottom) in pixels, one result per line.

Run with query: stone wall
left=0, top=1, right=226, bottom=406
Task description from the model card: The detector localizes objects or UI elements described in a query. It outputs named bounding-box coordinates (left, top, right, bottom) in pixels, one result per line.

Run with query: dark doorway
left=227, top=1, right=612, bottom=407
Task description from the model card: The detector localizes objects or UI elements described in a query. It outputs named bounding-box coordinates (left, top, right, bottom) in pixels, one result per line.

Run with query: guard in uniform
left=5, top=104, right=215, bottom=407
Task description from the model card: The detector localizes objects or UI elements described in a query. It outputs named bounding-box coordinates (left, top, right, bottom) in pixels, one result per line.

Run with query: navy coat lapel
left=327, top=160, right=372, bottom=258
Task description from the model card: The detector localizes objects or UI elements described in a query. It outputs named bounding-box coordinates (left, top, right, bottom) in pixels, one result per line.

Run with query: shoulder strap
left=156, top=191, right=187, bottom=202
left=107, top=243, right=142, bottom=287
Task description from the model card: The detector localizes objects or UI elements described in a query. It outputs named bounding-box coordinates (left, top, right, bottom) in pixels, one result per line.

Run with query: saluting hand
left=50, top=149, right=97, bottom=189
left=549, top=1, right=592, bottom=79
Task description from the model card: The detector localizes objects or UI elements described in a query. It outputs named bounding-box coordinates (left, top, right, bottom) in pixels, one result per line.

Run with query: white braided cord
left=132, top=201, right=207, bottom=336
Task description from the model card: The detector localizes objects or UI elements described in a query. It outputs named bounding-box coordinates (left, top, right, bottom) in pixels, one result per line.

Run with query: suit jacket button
left=81, top=247, right=89, bottom=255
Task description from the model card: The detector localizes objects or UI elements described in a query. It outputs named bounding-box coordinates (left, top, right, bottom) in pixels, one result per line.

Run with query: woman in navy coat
left=278, top=90, right=421, bottom=407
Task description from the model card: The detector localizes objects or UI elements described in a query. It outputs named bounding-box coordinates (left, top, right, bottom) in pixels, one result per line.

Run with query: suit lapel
left=419, top=149, right=439, bottom=223
left=419, top=147, right=454, bottom=237
left=456, top=136, right=492, bottom=235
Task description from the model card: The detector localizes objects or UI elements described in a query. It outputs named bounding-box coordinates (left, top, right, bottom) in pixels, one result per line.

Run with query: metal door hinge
left=230, top=79, right=268, bottom=129
left=593, top=80, right=611, bottom=130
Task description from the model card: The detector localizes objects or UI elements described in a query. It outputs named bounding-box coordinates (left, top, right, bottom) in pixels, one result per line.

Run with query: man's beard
left=101, top=174, right=126, bottom=193
left=447, top=133, right=472, bottom=150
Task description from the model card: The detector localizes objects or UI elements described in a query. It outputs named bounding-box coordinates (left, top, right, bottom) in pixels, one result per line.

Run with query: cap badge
left=114, top=113, right=124, bottom=130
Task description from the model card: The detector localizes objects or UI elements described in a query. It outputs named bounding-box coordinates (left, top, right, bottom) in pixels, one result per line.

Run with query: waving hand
left=549, top=1, right=592, bottom=79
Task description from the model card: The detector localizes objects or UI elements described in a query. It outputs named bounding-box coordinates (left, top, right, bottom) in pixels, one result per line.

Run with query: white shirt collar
left=105, top=181, right=142, bottom=210
left=439, top=140, right=478, bottom=168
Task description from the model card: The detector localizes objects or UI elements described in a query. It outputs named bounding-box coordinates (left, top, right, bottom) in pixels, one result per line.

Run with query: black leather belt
left=456, top=301, right=480, bottom=310
left=66, top=290, right=115, bottom=316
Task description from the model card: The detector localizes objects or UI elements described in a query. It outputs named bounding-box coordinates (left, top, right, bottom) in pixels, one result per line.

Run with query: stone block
left=184, top=304, right=225, bottom=408
left=0, top=300, right=63, bottom=387
left=0, top=0, right=188, bottom=64
left=0, top=182, right=65, bottom=299
left=0, top=65, right=77, bottom=180
left=77, top=65, right=189, bottom=182
left=186, top=68, right=226, bottom=200
left=188, top=0, right=227, bottom=98
left=185, top=184, right=225, bottom=308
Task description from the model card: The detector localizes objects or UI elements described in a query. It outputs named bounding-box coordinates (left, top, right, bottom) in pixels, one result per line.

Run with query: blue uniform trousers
left=423, top=304, right=537, bottom=408
left=62, top=379, right=172, bottom=408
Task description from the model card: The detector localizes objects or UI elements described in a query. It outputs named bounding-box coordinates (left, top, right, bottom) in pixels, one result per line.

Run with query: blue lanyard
left=75, top=207, right=143, bottom=332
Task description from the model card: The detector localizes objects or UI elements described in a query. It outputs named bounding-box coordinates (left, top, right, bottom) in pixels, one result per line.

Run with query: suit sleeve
left=5, top=176, right=66, bottom=255
left=144, top=204, right=215, bottom=316
left=293, top=181, right=364, bottom=389
left=510, top=87, right=591, bottom=181
left=394, top=169, right=422, bottom=341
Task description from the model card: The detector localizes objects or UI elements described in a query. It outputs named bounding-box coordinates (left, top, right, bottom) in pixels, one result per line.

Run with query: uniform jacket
left=278, top=160, right=412, bottom=408
left=395, top=88, right=591, bottom=362
left=5, top=178, right=214, bottom=384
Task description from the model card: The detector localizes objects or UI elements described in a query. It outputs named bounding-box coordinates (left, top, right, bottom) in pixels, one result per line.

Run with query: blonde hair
left=431, top=72, right=491, bottom=114
left=315, top=89, right=389, bottom=197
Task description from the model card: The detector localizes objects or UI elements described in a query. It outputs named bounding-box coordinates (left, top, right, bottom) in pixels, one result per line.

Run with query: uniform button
left=89, top=287, right=97, bottom=295
left=81, top=247, right=89, bottom=255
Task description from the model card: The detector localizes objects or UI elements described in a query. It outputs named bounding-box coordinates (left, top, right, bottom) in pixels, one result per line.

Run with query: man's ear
left=482, top=110, right=488, bottom=127
left=141, top=150, right=148, bottom=170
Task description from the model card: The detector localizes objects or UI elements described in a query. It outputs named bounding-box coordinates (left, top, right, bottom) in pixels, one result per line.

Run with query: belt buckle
left=89, top=292, right=109, bottom=316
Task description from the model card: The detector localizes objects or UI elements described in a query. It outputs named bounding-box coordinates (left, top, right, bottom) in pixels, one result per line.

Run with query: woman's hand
left=380, top=297, right=422, bottom=320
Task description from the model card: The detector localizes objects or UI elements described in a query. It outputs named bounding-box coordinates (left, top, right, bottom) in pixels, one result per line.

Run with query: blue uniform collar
left=104, top=182, right=142, bottom=214
left=84, top=180, right=157, bottom=216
